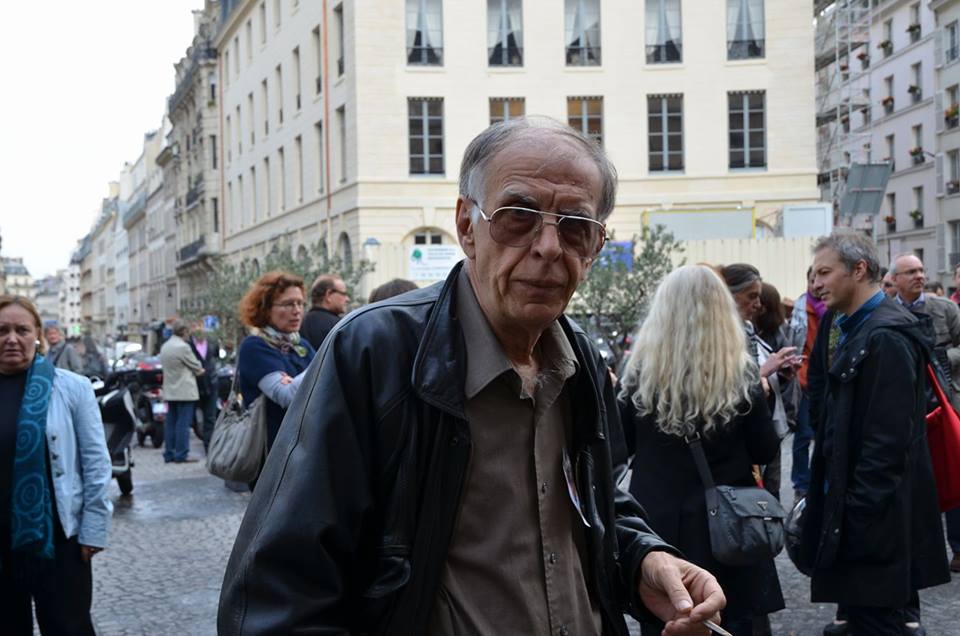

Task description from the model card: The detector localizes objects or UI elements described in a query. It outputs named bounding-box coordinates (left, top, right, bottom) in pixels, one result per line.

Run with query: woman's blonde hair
left=618, top=265, right=757, bottom=437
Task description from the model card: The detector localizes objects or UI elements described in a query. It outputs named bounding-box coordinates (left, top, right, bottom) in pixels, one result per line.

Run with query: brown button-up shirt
left=427, top=269, right=602, bottom=636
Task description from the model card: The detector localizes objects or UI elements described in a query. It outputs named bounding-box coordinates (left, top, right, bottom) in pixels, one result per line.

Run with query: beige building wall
left=217, top=0, right=817, bottom=293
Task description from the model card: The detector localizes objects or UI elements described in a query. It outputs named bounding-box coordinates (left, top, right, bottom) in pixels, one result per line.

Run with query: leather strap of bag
left=684, top=432, right=717, bottom=490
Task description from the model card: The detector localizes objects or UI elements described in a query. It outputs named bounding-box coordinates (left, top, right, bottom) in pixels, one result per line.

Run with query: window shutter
left=937, top=91, right=945, bottom=134
left=937, top=153, right=945, bottom=196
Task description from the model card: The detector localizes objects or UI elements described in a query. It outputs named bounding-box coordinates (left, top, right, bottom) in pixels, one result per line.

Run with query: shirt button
left=549, top=552, right=558, bottom=565
left=51, top=453, right=59, bottom=460
left=559, top=626, right=569, bottom=636
left=541, top=482, right=548, bottom=494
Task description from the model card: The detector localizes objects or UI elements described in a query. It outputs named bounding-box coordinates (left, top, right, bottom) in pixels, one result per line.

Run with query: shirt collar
left=836, top=290, right=885, bottom=340
left=895, top=292, right=925, bottom=310
left=455, top=267, right=577, bottom=400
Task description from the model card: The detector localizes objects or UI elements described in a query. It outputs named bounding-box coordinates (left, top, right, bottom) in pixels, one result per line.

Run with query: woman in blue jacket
left=236, top=272, right=316, bottom=468
left=0, top=295, right=112, bottom=635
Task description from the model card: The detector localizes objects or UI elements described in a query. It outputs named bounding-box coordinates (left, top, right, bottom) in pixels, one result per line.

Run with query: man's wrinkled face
left=457, top=137, right=603, bottom=335
left=732, top=281, right=762, bottom=322
left=324, top=279, right=350, bottom=315
left=45, top=327, right=61, bottom=346
left=893, top=255, right=926, bottom=300
left=813, top=248, right=859, bottom=312
left=882, top=272, right=896, bottom=297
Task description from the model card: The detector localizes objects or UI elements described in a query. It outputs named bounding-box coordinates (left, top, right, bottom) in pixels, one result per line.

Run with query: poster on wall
left=408, top=245, right=462, bottom=281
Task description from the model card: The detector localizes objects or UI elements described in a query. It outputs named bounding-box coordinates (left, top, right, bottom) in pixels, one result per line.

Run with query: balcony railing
left=178, top=236, right=206, bottom=264
left=948, top=46, right=960, bottom=63
left=950, top=252, right=960, bottom=269
left=168, top=41, right=217, bottom=114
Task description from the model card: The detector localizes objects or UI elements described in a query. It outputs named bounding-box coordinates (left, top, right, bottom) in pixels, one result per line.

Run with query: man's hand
left=80, top=545, right=103, bottom=563
left=637, top=551, right=726, bottom=636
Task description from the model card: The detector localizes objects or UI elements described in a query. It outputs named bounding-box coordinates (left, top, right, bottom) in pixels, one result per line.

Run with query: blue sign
left=203, top=315, right=220, bottom=331
left=596, top=241, right=633, bottom=271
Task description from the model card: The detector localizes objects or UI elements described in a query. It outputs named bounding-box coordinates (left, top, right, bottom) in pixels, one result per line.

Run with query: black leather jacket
left=218, top=262, right=677, bottom=635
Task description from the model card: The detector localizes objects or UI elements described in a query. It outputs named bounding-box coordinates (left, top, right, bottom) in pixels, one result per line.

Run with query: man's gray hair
left=813, top=233, right=881, bottom=283
left=889, top=252, right=924, bottom=274
left=458, top=116, right=618, bottom=222
left=171, top=320, right=191, bottom=338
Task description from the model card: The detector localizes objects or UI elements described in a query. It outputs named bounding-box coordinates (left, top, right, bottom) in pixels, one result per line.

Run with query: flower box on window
left=884, top=215, right=897, bottom=231
left=910, top=147, right=924, bottom=156
left=882, top=96, right=894, bottom=105
left=907, top=24, right=921, bottom=34
left=908, top=85, right=921, bottom=94
left=948, top=180, right=960, bottom=195
left=878, top=39, right=893, bottom=50
left=857, top=51, right=869, bottom=61
left=909, top=210, right=924, bottom=227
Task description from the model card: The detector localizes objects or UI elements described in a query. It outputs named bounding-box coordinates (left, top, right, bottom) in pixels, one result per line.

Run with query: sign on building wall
left=408, top=245, right=462, bottom=281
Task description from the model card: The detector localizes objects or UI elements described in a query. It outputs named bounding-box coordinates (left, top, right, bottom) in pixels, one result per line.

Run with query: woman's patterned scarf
left=10, top=354, right=56, bottom=560
left=258, top=325, right=308, bottom=358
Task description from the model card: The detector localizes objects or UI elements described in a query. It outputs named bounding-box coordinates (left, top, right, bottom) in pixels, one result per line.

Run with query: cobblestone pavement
left=74, top=432, right=956, bottom=635
left=87, top=435, right=249, bottom=636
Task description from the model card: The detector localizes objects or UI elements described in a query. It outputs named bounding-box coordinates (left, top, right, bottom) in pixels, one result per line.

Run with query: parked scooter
left=91, top=376, right=136, bottom=496
left=130, top=356, right=165, bottom=448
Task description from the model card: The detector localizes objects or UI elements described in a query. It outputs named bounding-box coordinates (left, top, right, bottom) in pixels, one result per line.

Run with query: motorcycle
left=91, top=376, right=136, bottom=496
left=129, top=355, right=165, bottom=448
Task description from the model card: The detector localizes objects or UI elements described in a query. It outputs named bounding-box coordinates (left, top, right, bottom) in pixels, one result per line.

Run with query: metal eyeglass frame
left=471, top=202, right=607, bottom=261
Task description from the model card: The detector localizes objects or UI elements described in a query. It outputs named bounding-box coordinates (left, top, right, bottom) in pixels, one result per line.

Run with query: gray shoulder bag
left=685, top=432, right=786, bottom=566
left=207, top=371, right=267, bottom=483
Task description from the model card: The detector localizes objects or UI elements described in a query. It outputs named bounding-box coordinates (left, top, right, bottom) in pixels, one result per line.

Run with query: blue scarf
left=10, top=354, right=55, bottom=560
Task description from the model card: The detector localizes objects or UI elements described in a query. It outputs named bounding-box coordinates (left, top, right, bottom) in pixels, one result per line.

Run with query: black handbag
left=685, top=432, right=786, bottom=566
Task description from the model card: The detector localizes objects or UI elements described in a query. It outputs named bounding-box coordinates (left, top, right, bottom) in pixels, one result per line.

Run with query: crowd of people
left=2, top=116, right=959, bottom=635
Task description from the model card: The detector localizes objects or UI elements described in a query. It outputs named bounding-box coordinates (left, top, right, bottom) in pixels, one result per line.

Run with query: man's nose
left=531, top=220, right=564, bottom=259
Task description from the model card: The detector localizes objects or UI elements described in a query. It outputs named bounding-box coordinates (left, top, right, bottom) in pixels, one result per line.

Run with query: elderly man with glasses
left=219, top=118, right=725, bottom=636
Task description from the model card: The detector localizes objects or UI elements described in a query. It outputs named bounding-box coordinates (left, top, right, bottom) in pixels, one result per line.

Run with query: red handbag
left=924, top=364, right=960, bottom=512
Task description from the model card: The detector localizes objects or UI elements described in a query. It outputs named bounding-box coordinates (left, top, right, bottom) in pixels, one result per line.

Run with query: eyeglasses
left=273, top=300, right=305, bottom=310
left=329, top=289, right=349, bottom=297
left=473, top=203, right=606, bottom=261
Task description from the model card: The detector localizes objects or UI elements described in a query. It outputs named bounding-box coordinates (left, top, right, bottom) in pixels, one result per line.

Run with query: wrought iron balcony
left=178, top=236, right=206, bottom=264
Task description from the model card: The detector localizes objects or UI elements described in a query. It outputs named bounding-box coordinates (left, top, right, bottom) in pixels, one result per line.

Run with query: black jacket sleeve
left=218, top=330, right=375, bottom=635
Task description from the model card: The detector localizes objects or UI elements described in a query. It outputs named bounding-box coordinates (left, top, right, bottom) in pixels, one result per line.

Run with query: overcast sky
left=0, top=1, right=205, bottom=279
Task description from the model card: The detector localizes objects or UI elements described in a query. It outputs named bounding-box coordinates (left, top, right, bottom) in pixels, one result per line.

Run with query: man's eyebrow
left=501, top=191, right=540, bottom=208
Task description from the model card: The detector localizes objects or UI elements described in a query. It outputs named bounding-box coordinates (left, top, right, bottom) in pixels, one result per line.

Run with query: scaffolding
left=815, top=0, right=876, bottom=224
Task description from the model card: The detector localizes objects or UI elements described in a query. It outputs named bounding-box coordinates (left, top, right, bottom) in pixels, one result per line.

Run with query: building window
left=948, top=85, right=959, bottom=129
left=489, top=97, right=525, bottom=124
left=225, top=116, right=232, bottom=163
left=274, top=0, right=281, bottom=28
left=334, top=4, right=345, bottom=76
left=728, top=91, right=765, bottom=169
left=727, top=0, right=764, bottom=60
left=245, top=19, right=253, bottom=63
left=211, top=135, right=217, bottom=169
left=339, top=232, right=353, bottom=268
left=948, top=22, right=960, bottom=63
left=212, top=197, right=219, bottom=233
left=234, top=36, right=241, bottom=76
left=567, top=96, right=603, bottom=146
left=315, top=122, right=325, bottom=193
left=488, top=0, right=523, bottom=66
left=408, top=98, right=444, bottom=175
left=565, top=0, right=601, bottom=66
left=259, top=2, right=267, bottom=43
left=414, top=230, right=444, bottom=245
left=910, top=62, right=922, bottom=103
left=250, top=166, right=258, bottom=223
left=264, top=157, right=272, bottom=217
left=337, top=105, right=347, bottom=182
left=886, top=193, right=896, bottom=223
left=406, top=0, right=443, bottom=65
left=913, top=186, right=923, bottom=219
left=275, top=65, right=284, bottom=125
left=224, top=51, right=230, bottom=89
left=912, top=124, right=923, bottom=164
left=862, top=88, right=871, bottom=125
left=909, top=3, right=920, bottom=43
left=261, top=79, right=269, bottom=135
left=235, top=105, right=242, bottom=155
left=312, top=26, right=323, bottom=94
left=882, top=19, right=893, bottom=58
left=248, top=93, right=255, bottom=145
left=949, top=150, right=960, bottom=190
left=295, top=135, right=304, bottom=202
left=645, top=0, right=681, bottom=64
left=648, top=94, right=683, bottom=172
left=278, top=147, right=286, bottom=211
left=886, top=133, right=895, bottom=171
left=293, top=47, right=302, bottom=110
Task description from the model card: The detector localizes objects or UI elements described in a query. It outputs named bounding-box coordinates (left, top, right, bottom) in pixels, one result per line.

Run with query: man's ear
left=456, top=197, right=477, bottom=259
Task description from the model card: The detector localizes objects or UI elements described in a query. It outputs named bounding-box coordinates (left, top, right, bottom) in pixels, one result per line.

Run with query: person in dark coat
left=619, top=265, right=784, bottom=636
left=801, top=234, right=950, bottom=635
left=298, top=274, right=349, bottom=350
left=189, top=326, right=220, bottom=454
